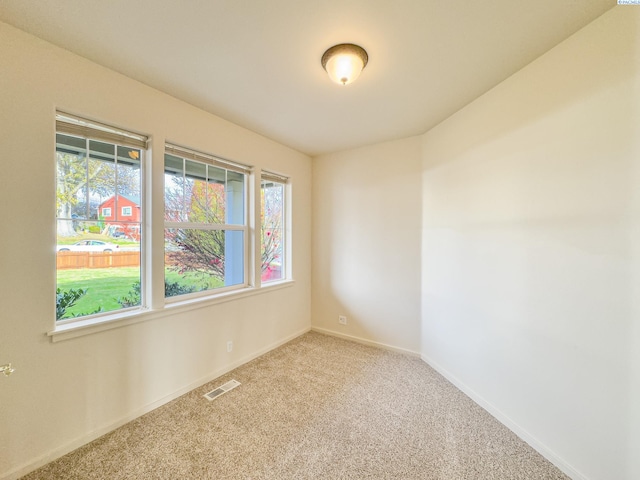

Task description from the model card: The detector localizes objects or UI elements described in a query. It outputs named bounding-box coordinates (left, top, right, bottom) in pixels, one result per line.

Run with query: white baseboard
left=2, top=327, right=310, bottom=480
left=311, top=326, right=421, bottom=357
left=421, top=353, right=588, bottom=480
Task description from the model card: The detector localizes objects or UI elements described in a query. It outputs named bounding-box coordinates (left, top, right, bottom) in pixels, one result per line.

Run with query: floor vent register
left=204, top=379, right=241, bottom=401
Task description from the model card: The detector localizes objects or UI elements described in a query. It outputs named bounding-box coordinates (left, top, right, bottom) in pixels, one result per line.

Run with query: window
left=55, top=113, right=145, bottom=321
left=53, top=112, right=291, bottom=333
left=164, top=144, right=250, bottom=299
left=261, top=172, right=287, bottom=283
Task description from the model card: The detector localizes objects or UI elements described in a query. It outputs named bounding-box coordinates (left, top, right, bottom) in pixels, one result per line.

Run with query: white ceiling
left=0, top=0, right=613, bottom=156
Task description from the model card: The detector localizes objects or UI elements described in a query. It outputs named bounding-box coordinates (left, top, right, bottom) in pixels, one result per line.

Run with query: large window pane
left=164, top=148, right=247, bottom=299
left=261, top=180, right=285, bottom=282
left=164, top=228, right=244, bottom=296
left=56, top=129, right=143, bottom=321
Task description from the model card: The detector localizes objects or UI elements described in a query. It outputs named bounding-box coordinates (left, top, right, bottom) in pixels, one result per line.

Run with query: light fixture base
left=321, top=43, right=369, bottom=70
left=321, top=43, right=369, bottom=85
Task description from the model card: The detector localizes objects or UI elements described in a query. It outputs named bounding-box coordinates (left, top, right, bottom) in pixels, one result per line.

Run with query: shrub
left=165, top=280, right=197, bottom=298
left=56, top=287, right=87, bottom=320
left=117, top=280, right=197, bottom=307
left=117, top=281, right=141, bottom=308
left=56, top=288, right=102, bottom=320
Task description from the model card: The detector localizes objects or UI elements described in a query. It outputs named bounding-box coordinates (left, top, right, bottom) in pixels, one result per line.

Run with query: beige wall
left=421, top=7, right=639, bottom=480
left=0, top=22, right=311, bottom=479
left=312, top=137, right=422, bottom=354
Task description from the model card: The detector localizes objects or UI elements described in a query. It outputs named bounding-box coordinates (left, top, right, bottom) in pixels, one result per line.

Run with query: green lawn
left=57, top=267, right=224, bottom=319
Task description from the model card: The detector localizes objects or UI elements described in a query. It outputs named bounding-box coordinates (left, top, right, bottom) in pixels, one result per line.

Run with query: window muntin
left=164, top=148, right=248, bottom=299
left=261, top=175, right=286, bottom=283
left=55, top=119, right=145, bottom=322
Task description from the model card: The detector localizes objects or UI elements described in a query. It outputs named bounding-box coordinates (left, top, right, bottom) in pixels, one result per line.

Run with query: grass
left=57, top=267, right=224, bottom=319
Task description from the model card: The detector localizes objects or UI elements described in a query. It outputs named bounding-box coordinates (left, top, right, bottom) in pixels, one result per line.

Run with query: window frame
left=55, top=112, right=147, bottom=324
left=50, top=112, right=294, bottom=340
left=260, top=171, right=288, bottom=284
left=121, top=205, right=132, bottom=217
left=163, top=143, right=251, bottom=302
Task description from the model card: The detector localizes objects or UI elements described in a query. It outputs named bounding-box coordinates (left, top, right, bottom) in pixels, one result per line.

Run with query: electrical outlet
left=227, top=341, right=233, bottom=353
left=338, top=315, right=347, bottom=325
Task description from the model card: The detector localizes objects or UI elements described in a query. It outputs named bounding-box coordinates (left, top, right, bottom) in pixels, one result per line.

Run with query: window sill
left=48, top=279, right=295, bottom=343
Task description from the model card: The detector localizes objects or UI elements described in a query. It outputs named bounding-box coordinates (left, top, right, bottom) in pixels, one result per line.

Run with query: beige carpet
left=22, top=332, right=569, bottom=479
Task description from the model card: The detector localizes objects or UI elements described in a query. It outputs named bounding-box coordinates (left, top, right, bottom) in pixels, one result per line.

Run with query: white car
left=57, top=240, right=119, bottom=252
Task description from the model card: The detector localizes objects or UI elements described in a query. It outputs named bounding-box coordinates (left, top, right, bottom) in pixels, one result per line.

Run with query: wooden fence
left=57, top=251, right=140, bottom=269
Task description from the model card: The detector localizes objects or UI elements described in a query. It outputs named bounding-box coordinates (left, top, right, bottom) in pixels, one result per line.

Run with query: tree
left=56, top=152, right=109, bottom=236
left=164, top=172, right=283, bottom=281
left=261, top=182, right=283, bottom=275
left=165, top=177, right=227, bottom=278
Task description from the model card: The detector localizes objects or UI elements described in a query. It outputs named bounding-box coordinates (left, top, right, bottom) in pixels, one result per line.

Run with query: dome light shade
left=321, top=44, right=368, bottom=86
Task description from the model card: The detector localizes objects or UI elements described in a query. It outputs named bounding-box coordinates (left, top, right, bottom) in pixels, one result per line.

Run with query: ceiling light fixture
left=321, top=43, right=368, bottom=86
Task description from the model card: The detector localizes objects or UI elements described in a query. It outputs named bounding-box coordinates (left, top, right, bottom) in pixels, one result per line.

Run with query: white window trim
left=163, top=144, right=252, bottom=298
left=48, top=279, right=295, bottom=342
left=55, top=112, right=147, bottom=325
left=102, top=207, right=112, bottom=217
left=121, top=206, right=132, bottom=216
